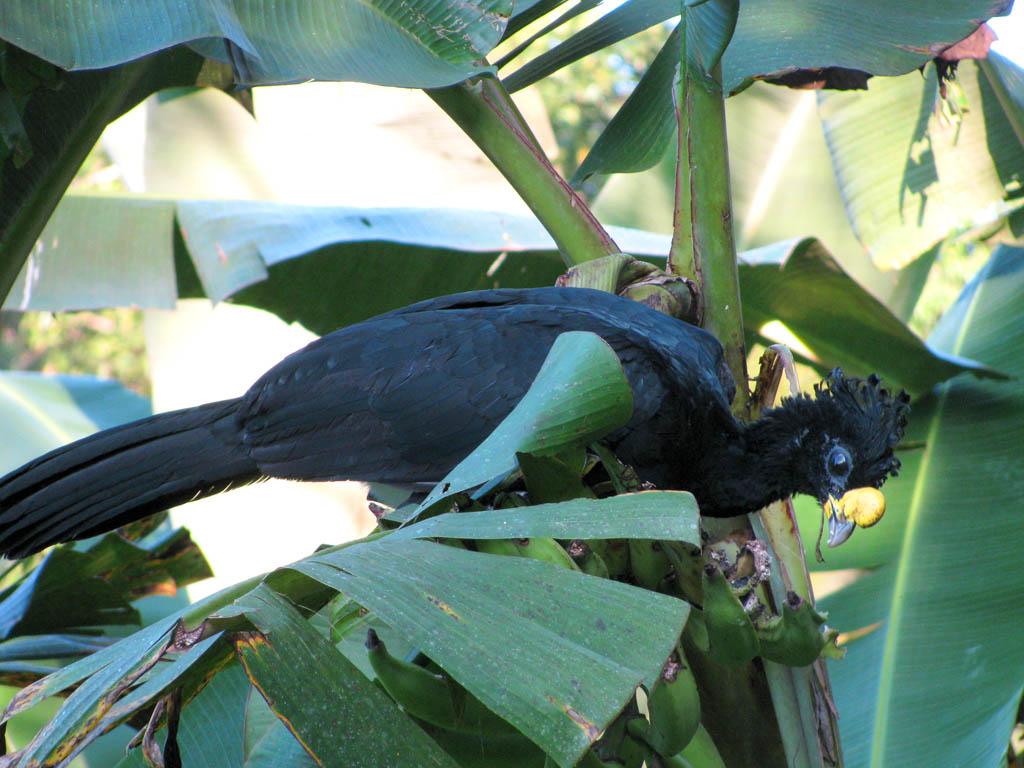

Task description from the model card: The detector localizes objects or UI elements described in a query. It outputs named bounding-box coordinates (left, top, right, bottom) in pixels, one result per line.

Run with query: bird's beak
left=825, top=487, right=886, bottom=547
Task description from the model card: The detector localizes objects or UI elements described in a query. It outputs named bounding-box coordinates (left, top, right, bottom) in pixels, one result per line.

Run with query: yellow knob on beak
left=825, top=487, right=886, bottom=547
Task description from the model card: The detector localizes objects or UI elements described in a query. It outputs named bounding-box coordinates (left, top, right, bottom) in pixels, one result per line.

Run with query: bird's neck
left=689, top=412, right=804, bottom=517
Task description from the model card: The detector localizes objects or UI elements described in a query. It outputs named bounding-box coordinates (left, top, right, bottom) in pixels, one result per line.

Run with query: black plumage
left=0, top=287, right=908, bottom=558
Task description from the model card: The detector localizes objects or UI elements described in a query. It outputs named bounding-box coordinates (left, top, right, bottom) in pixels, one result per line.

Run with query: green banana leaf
left=115, top=664, right=251, bottom=768
left=0, top=47, right=213, bottom=312
left=504, top=1, right=1007, bottom=96
left=8, top=195, right=995, bottom=396
left=7, top=503, right=690, bottom=767
left=0, top=548, right=139, bottom=641
left=242, top=685, right=319, bottom=768
left=739, top=237, right=1001, bottom=395
left=820, top=55, right=1024, bottom=270
left=391, top=491, right=699, bottom=544
left=0, top=0, right=506, bottom=88
left=794, top=244, right=1024, bottom=765
left=503, top=0, right=736, bottom=93
left=721, top=1, right=1010, bottom=93
left=0, top=370, right=150, bottom=472
left=234, top=585, right=459, bottom=768
left=569, top=24, right=682, bottom=186
left=293, top=538, right=688, bottom=767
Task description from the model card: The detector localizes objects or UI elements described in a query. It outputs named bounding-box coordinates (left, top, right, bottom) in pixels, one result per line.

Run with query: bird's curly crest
left=814, top=368, right=910, bottom=482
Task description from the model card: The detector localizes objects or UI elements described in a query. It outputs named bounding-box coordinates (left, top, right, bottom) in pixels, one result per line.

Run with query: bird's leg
left=750, top=344, right=800, bottom=415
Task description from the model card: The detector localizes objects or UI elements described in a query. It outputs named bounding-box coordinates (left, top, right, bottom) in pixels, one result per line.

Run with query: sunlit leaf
left=721, top=1, right=1011, bottom=93
left=0, top=0, right=507, bottom=88
left=820, top=56, right=1024, bottom=269
left=740, top=237, right=1003, bottom=394
left=0, top=370, right=151, bottom=473
left=392, top=490, right=698, bottom=544
left=804, top=245, right=1024, bottom=765
left=293, top=538, right=688, bottom=767
left=0, top=48, right=207, bottom=309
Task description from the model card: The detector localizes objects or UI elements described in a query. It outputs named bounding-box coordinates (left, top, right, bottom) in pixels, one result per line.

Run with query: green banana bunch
left=701, top=562, right=760, bottom=666
left=756, top=591, right=837, bottom=666
left=475, top=537, right=580, bottom=570
left=629, top=539, right=672, bottom=591
left=366, top=629, right=512, bottom=733
left=628, top=647, right=701, bottom=757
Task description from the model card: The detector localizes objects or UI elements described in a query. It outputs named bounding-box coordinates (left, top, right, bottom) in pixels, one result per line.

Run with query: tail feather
left=0, top=399, right=260, bottom=558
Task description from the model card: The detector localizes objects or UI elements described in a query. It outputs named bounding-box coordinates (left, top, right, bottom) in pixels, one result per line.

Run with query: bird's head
left=778, top=369, right=910, bottom=547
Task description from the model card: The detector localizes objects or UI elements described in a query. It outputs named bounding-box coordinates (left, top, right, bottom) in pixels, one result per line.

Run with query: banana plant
left=1, top=1, right=1022, bottom=767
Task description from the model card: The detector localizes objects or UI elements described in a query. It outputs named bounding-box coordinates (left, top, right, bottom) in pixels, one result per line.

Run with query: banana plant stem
left=668, top=43, right=748, bottom=408
left=429, top=76, right=619, bottom=267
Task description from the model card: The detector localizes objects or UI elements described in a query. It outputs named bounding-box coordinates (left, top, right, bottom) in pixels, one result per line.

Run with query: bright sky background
left=982, top=4, right=1021, bottom=65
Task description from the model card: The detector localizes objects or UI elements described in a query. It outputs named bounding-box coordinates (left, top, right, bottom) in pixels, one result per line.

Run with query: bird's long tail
left=0, top=399, right=261, bottom=558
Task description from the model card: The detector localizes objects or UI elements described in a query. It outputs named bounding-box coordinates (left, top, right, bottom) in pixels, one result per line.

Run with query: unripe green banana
left=682, top=608, right=710, bottom=654
left=648, top=647, right=701, bottom=756
left=574, top=749, right=611, bottom=767
left=661, top=540, right=703, bottom=603
left=629, top=539, right=672, bottom=590
left=587, top=538, right=631, bottom=577
left=629, top=648, right=701, bottom=757
left=566, top=540, right=610, bottom=579
left=756, top=592, right=834, bottom=667
left=493, top=491, right=529, bottom=509
left=473, top=538, right=524, bottom=558
left=702, top=563, right=760, bottom=666
left=366, top=628, right=461, bottom=728
left=591, top=712, right=650, bottom=768
left=617, top=728, right=652, bottom=768
left=676, top=724, right=727, bottom=768
left=366, top=629, right=512, bottom=733
left=475, top=537, right=580, bottom=571
left=516, top=450, right=592, bottom=503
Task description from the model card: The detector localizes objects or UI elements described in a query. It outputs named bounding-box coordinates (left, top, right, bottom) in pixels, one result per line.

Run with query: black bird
left=0, top=287, right=908, bottom=558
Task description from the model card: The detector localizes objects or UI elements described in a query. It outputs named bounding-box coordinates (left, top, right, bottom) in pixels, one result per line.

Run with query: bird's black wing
left=236, top=287, right=736, bottom=488
left=236, top=307, right=548, bottom=484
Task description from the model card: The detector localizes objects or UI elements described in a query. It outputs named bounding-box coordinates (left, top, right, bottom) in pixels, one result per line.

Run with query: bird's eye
left=826, top=446, right=851, bottom=478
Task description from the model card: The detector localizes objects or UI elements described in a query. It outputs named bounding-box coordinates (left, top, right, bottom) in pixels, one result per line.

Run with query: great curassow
left=0, top=287, right=909, bottom=558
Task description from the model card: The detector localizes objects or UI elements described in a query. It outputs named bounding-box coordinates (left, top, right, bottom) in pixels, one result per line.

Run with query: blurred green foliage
left=0, top=141, right=149, bottom=395
left=0, top=307, right=149, bottom=395
left=509, top=21, right=666, bottom=199
left=910, top=241, right=993, bottom=337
